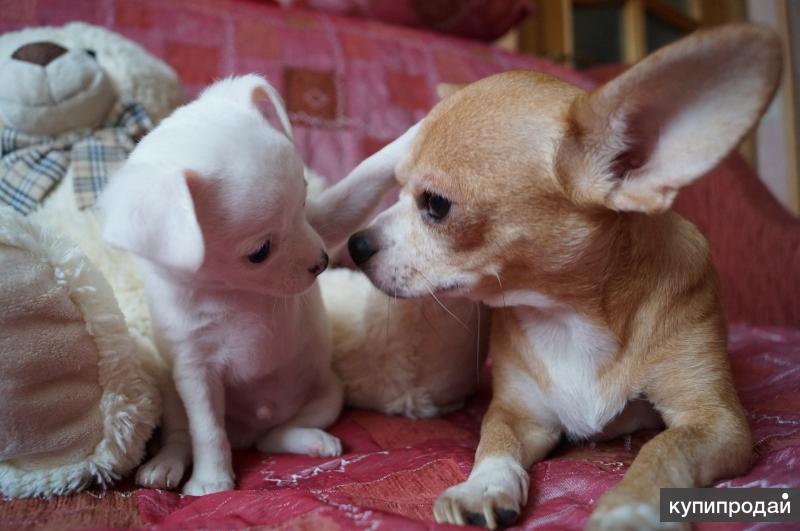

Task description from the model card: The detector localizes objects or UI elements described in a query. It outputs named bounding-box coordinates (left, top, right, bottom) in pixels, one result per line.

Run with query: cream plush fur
left=0, top=22, right=179, bottom=498
left=0, top=22, right=181, bottom=130
left=0, top=195, right=160, bottom=497
left=322, top=268, right=489, bottom=418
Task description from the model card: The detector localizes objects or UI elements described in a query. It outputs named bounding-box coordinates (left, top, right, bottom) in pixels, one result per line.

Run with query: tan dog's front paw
left=587, top=501, right=686, bottom=531
left=433, top=457, right=528, bottom=528
left=182, top=473, right=235, bottom=496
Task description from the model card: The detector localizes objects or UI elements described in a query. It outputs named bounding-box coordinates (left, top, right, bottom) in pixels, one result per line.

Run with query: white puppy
left=100, top=75, right=416, bottom=495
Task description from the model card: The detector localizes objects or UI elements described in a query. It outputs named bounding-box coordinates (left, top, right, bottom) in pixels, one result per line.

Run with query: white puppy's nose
left=308, top=251, right=329, bottom=276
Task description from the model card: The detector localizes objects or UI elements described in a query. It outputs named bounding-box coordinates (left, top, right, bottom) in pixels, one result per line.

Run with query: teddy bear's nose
left=11, top=41, right=68, bottom=66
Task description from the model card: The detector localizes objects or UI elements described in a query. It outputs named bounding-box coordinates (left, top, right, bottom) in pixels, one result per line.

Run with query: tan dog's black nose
left=308, top=251, right=329, bottom=277
left=11, top=42, right=68, bottom=66
left=348, top=231, right=377, bottom=266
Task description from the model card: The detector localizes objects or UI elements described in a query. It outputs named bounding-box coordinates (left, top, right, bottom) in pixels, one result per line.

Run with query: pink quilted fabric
left=0, top=0, right=589, bottom=186
left=0, top=2, right=798, bottom=529
left=268, top=0, right=532, bottom=41
left=129, top=324, right=798, bottom=529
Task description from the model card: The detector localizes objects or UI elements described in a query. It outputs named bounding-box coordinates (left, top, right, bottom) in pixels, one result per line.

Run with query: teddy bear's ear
left=200, top=74, right=293, bottom=141
left=99, top=163, right=204, bottom=273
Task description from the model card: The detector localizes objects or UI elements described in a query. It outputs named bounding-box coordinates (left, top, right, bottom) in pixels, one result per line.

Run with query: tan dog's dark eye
left=421, top=191, right=451, bottom=222
left=247, top=240, right=271, bottom=263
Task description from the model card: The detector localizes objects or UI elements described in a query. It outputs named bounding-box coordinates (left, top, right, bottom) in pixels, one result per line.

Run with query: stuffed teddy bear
left=0, top=22, right=181, bottom=498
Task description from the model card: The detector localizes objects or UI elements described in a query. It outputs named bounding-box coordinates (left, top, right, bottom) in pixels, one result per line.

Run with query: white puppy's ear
left=560, top=24, right=782, bottom=214
left=250, top=79, right=294, bottom=142
left=100, top=165, right=205, bottom=272
left=203, top=74, right=293, bottom=141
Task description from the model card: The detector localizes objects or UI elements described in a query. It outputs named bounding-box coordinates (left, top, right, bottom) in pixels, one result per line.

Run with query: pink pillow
left=273, top=0, right=532, bottom=41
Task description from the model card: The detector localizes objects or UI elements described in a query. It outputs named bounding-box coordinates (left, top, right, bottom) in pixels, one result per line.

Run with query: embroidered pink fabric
left=0, top=1, right=797, bottom=528
left=135, top=325, right=799, bottom=529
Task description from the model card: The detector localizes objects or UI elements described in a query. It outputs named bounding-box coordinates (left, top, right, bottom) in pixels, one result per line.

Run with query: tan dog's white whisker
left=475, top=302, right=482, bottom=386
left=415, top=267, right=472, bottom=332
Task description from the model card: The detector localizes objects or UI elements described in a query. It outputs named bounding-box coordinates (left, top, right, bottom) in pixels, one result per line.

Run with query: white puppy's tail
left=201, top=74, right=294, bottom=141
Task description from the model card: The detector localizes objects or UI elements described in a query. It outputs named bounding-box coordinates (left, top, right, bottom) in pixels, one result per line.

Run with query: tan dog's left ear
left=436, top=82, right=466, bottom=100
left=559, top=24, right=782, bottom=214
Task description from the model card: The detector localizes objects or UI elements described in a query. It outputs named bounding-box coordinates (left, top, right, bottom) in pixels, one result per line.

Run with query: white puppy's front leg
left=173, top=357, right=234, bottom=496
left=257, top=373, right=344, bottom=457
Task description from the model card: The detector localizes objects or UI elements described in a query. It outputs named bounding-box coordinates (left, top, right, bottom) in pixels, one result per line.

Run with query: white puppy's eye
left=247, top=240, right=271, bottom=264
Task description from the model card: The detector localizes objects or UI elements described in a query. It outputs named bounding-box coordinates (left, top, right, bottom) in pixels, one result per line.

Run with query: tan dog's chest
left=494, top=303, right=632, bottom=439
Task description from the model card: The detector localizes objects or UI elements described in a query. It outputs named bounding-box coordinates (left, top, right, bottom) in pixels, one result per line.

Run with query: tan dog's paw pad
left=465, top=508, right=519, bottom=528
left=433, top=456, right=528, bottom=528
left=434, top=484, right=521, bottom=529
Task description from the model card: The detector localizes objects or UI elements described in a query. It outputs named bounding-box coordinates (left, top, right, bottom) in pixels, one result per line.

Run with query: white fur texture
left=101, top=75, right=343, bottom=495
left=512, top=305, right=622, bottom=439
left=100, top=75, right=420, bottom=495
left=0, top=207, right=159, bottom=498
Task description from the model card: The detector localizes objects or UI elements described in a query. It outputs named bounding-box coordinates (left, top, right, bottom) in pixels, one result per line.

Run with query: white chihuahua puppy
left=100, top=75, right=416, bottom=495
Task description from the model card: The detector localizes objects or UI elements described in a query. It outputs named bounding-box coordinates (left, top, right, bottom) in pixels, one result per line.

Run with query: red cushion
left=1, top=4, right=798, bottom=529
left=0, top=0, right=587, bottom=210
left=267, top=0, right=532, bottom=41
left=131, top=325, right=799, bottom=529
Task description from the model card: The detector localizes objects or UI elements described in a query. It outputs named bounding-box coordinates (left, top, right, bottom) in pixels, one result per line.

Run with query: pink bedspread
left=0, top=0, right=590, bottom=185
left=1, top=2, right=799, bottom=529
left=128, top=324, right=799, bottom=529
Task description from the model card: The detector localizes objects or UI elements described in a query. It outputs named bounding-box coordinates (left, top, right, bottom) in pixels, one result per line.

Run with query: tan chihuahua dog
left=347, top=25, right=782, bottom=529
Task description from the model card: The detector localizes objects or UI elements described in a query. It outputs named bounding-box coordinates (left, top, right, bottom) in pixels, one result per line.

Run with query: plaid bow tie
left=0, top=100, right=153, bottom=214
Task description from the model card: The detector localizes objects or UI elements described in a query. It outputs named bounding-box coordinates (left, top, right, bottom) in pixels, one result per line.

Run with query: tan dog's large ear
left=436, top=82, right=466, bottom=100
left=559, top=24, right=782, bottom=214
left=100, top=165, right=205, bottom=273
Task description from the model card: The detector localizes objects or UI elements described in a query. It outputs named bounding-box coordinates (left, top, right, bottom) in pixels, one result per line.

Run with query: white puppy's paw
left=257, top=427, right=342, bottom=458
left=587, top=502, right=685, bottom=531
left=433, top=456, right=528, bottom=528
left=297, top=429, right=342, bottom=457
left=181, top=472, right=235, bottom=496
left=136, top=445, right=189, bottom=490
